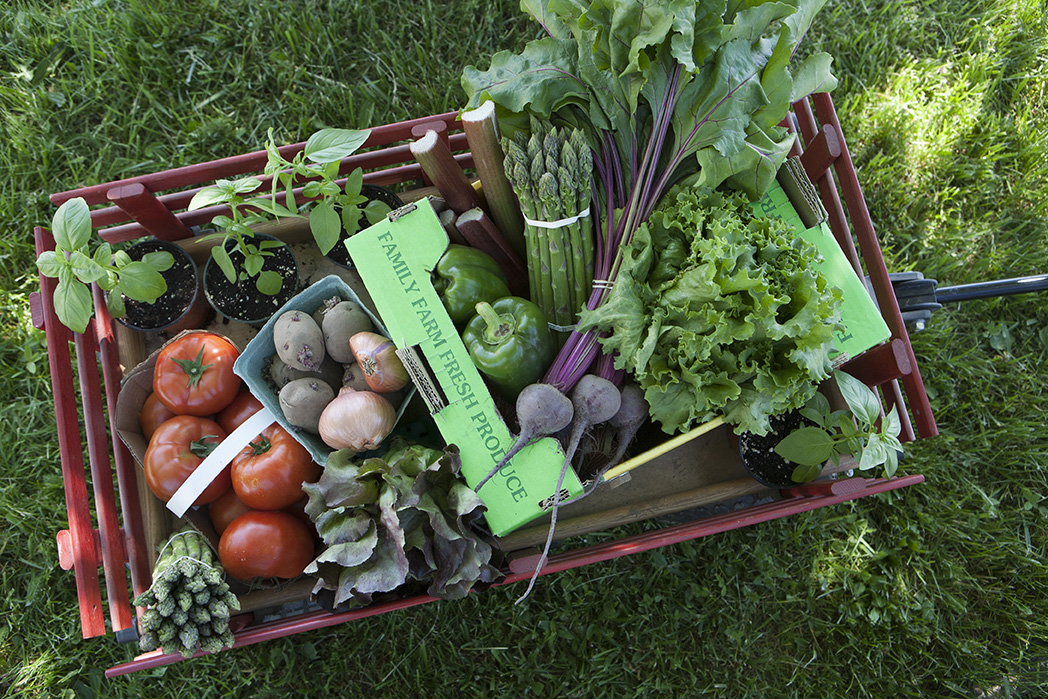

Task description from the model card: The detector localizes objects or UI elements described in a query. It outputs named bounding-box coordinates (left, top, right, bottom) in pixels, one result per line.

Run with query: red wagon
left=31, top=93, right=936, bottom=677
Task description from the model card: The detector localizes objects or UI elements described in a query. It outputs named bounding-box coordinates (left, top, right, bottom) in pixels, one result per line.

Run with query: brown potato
left=278, top=378, right=335, bottom=433
left=321, top=301, right=374, bottom=364
left=273, top=310, right=326, bottom=372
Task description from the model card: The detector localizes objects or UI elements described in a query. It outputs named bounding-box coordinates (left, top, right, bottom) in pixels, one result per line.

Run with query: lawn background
left=2, top=0, right=1047, bottom=697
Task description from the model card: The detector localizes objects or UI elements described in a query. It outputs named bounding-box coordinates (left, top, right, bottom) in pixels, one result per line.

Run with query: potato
left=267, top=354, right=343, bottom=393
left=274, top=310, right=326, bottom=372
left=278, top=378, right=335, bottom=433
left=341, top=362, right=371, bottom=392
left=311, top=295, right=343, bottom=328
left=322, top=301, right=374, bottom=363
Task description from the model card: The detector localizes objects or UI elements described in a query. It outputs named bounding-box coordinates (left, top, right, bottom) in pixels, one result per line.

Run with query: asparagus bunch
left=133, top=528, right=241, bottom=657
left=503, top=120, right=594, bottom=340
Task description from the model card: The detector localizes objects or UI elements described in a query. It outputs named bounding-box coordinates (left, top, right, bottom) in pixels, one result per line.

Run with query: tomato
left=208, top=488, right=255, bottom=536
left=144, top=415, right=230, bottom=505
left=217, top=389, right=263, bottom=434
left=140, top=392, right=176, bottom=440
left=230, top=424, right=320, bottom=511
left=153, top=332, right=241, bottom=416
left=218, top=510, right=315, bottom=581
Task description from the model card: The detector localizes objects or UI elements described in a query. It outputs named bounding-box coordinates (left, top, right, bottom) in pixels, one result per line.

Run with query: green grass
left=3, top=0, right=1048, bottom=696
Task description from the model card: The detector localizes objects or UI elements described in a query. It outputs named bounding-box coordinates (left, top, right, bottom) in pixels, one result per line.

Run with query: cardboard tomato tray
left=31, top=98, right=937, bottom=677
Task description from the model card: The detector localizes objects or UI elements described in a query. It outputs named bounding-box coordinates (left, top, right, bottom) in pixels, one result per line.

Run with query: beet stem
left=474, top=433, right=531, bottom=493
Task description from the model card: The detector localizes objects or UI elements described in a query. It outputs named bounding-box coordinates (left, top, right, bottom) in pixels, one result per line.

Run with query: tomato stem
left=189, top=435, right=220, bottom=459
left=248, top=437, right=271, bottom=455
left=170, top=345, right=214, bottom=388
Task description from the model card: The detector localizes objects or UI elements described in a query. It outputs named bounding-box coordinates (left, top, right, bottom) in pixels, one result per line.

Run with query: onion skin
left=318, top=387, right=396, bottom=452
left=349, top=331, right=409, bottom=393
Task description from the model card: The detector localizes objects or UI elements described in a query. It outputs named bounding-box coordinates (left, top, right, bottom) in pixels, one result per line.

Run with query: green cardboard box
left=345, top=203, right=582, bottom=536
left=751, top=179, right=891, bottom=365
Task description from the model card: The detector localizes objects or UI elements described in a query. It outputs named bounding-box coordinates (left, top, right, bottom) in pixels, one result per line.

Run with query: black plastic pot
left=114, top=239, right=210, bottom=334
left=322, top=184, right=403, bottom=270
left=203, top=233, right=300, bottom=326
left=737, top=410, right=818, bottom=489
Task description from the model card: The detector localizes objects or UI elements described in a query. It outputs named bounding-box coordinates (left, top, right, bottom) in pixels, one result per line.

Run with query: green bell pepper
left=462, top=296, right=553, bottom=400
left=432, top=244, right=511, bottom=324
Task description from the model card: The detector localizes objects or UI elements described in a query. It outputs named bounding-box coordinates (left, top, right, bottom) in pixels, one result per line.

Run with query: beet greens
left=463, top=0, right=839, bottom=392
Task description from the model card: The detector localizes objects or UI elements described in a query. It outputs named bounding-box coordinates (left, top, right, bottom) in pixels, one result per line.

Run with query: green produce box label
left=345, top=202, right=582, bottom=536
left=751, top=181, right=891, bottom=364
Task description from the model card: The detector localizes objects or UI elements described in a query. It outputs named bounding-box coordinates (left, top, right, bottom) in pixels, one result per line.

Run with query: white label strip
left=522, top=207, right=591, bottom=229
left=166, top=407, right=277, bottom=518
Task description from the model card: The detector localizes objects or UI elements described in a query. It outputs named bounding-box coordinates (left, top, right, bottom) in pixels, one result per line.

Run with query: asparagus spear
left=558, top=137, right=586, bottom=320
left=529, top=143, right=557, bottom=322
left=538, top=171, right=572, bottom=330
left=572, top=129, right=595, bottom=295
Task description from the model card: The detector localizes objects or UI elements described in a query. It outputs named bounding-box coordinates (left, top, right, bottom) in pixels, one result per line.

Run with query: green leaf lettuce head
left=302, top=438, right=503, bottom=610
left=577, top=184, right=843, bottom=436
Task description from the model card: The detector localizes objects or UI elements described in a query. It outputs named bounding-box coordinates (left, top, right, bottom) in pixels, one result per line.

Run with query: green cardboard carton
left=751, top=180, right=891, bottom=365
left=345, top=202, right=582, bottom=536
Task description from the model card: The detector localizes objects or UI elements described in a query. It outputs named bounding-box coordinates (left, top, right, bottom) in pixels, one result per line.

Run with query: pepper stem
left=475, top=302, right=515, bottom=344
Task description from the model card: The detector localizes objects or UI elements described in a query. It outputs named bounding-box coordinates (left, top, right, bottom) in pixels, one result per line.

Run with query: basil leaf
left=52, top=197, right=92, bottom=252
left=211, top=244, right=237, bottom=284
left=791, top=463, right=823, bottom=484
left=188, top=186, right=231, bottom=211
left=35, top=250, right=64, bottom=278
left=310, top=200, right=341, bottom=255
left=344, top=168, right=363, bottom=197
left=106, top=290, right=126, bottom=319
left=68, top=250, right=107, bottom=284
left=242, top=252, right=264, bottom=278
left=117, top=261, right=168, bottom=302
left=774, top=427, right=836, bottom=467
left=858, top=433, right=889, bottom=471
left=141, top=250, right=174, bottom=272
left=54, top=275, right=93, bottom=334
left=255, top=270, right=283, bottom=295
left=93, top=242, right=113, bottom=268
left=232, top=177, right=263, bottom=195
left=835, top=370, right=882, bottom=427
left=303, top=128, right=370, bottom=164
left=363, top=199, right=392, bottom=224
left=112, top=250, right=132, bottom=269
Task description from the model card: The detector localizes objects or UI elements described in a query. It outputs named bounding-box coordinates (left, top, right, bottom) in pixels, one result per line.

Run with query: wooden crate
left=31, top=94, right=936, bottom=677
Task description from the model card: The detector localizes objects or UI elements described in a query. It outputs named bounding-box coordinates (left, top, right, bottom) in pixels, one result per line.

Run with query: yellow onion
left=317, top=387, right=396, bottom=451
left=349, top=331, right=410, bottom=393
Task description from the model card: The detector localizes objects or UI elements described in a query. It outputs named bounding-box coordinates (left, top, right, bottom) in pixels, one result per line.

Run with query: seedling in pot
left=35, top=197, right=174, bottom=333
left=188, top=176, right=294, bottom=295
left=264, top=128, right=393, bottom=256
left=774, top=369, right=904, bottom=483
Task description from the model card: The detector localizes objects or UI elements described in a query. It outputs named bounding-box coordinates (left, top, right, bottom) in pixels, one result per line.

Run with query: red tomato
left=230, top=424, right=320, bottom=511
left=218, top=510, right=315, bottom=581
left=144, top=415, right=230, bottom=505
left=208, top=488, right=255, bottom=536
left=217, top=390, right=263, bottom=434
left=153, top=332, right=241, bottom=416
left=140, top=392, right=176, bottom=440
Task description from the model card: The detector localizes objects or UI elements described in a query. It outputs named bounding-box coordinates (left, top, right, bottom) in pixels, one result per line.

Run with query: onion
left=318, top=387, right=396, bottom=451
left=349, top=331, right=410, bottom=393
